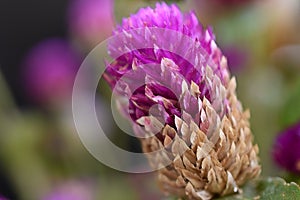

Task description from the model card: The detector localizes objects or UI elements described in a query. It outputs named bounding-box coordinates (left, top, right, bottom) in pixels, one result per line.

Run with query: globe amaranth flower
left=105, top=2, right=260, bottom=199
left=273, top=121, right=300, bottom=175
left=67, top=0, right=115, bottom=48
left=22, top=38, right=80, bottom=106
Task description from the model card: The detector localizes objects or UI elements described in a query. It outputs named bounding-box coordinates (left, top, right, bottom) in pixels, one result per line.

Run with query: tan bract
left=137, top=60, right=261, bottom=200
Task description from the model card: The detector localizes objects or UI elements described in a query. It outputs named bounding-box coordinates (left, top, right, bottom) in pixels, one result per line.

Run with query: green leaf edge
left=216, top=177, right=300, bottom=200
left=163, top=177, right=300, bottom=200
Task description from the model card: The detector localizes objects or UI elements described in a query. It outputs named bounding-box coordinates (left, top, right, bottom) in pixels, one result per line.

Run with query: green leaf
left=216, top=177, right=300, bottom=200
left=280, top=80, right=300, bottom=128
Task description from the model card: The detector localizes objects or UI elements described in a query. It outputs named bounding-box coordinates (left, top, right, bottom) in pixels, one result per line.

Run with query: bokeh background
left=0, top=0, right=300, bottom=199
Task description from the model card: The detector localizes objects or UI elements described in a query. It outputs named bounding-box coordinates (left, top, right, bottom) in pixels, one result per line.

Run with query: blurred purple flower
left=67, top=0, right=115, bottom=47
left=43, top=180, right=95, bottom=200
left=223, top=46, right=249, bottom=73
left=22, top=38, right=80, bottom=105
left=0, top=196, right=8, bottom=200
left=273, top=121, right=300, bottom=174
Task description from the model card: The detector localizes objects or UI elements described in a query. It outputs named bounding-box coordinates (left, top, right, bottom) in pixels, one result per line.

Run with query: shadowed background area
left=0, top=0, right=68, bottom=107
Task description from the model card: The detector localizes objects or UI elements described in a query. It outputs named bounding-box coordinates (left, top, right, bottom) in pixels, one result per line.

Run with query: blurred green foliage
left=280, top=80, right=300, bottom=129
left=217, top=177, right=300, bottom=200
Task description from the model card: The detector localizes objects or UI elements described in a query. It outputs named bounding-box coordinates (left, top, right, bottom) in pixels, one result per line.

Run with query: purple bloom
left=22, top=38, right=80, bottom=105
left=107, top=2, right=229, bottom=86
left=273, top=121, right=300, bottom=174
left=105, top=3, right=260, bottom=199
left=105, top=2, right=231, bottom=124
left=67, top=0, right=115, bottom=47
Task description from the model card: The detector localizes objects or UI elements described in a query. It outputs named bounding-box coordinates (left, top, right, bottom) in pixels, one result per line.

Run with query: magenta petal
left=105, top=2, right=231, bottom=136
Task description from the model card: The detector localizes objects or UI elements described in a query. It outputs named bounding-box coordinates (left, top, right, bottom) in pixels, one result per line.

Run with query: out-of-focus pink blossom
left=22, top=38, right=80, bottom=106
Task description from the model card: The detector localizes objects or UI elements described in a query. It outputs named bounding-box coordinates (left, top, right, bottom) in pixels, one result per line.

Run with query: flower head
left=273, top=121, right=300, bottom=174
left=105, top=2, right=260, bottom=199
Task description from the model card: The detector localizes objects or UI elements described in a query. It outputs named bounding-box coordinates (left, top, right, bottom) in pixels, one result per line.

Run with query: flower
left=22, top=38, right=80, bottom=106
left=105, top=2, right=260, bottom=199
left=67, top=0, right=115, bottom=48
left=273, top=121, right=300, bottom=175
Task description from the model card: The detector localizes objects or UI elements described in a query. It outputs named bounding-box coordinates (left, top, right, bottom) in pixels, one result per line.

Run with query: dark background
left=0, top=0, right=68, bottom=107
left=0, top=1, right=67, bottom=198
